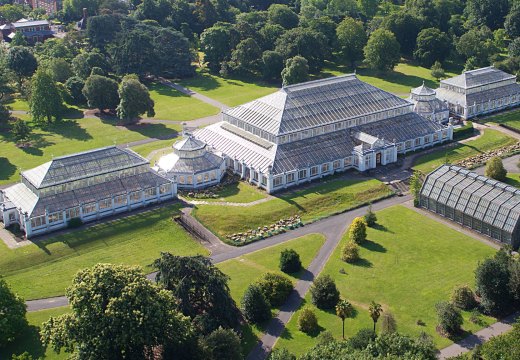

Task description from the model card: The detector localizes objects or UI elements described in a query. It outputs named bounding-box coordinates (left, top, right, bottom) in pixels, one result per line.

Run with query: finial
left=422, top=80, right=425, bottom=86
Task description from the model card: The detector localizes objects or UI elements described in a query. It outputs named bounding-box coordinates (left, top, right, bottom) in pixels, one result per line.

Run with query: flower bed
left=455, top=142, right=520, bottom=169
left=225, top=215, right=303, bottom=245
left=179, top=173, right=240, bottom=199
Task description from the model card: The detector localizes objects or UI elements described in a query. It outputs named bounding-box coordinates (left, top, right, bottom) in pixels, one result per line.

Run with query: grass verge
left=183, top=181, right=268, bottom=203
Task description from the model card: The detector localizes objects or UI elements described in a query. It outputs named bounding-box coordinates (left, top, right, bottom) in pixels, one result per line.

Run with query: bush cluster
left=256, top=272, right=293, bottom=307
left=310, top=274, right=340, bottom=310
left=279, top=248, right=302, bottom=274
left=297, top=307, right=318, bottom=334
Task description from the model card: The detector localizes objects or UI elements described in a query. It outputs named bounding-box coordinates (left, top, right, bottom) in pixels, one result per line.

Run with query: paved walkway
left=438, top=312, right=519, bottom=359
left=180, top=195, right=274, bottom=207
left=158, top=78, right=230, bottom=111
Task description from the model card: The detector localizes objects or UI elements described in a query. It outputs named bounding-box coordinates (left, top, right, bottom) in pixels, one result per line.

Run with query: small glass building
left=155, top=135, right=226, bottom=189
left=420, top=164, right=520, bottom=249
left=407, top=82, right=449, bottom=124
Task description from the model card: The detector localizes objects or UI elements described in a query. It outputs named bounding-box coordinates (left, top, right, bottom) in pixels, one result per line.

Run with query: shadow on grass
left=0, top=324, right=46, bottom=359
left=361, top=240, right=387, bottom=253
left=370, top=223, right=392, bottom=233
left=0, top=157, right=17, bottom=180
left=46, top=119, right=92, bottom=141
left=124, top=123, right=179, bottom=140
left=177, top=72, right=221, bottom=92
left=148, top=82, right=192, bottom=99
left=357, top=67, right=437, bottom=90
left=505, top=176, right=520, bottom=188
left=351, top=258, right=373, bottom=268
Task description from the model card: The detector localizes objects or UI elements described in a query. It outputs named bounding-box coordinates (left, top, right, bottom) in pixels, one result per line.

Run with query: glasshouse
left=420, top=164, right=520, bottom=249
left=195, top=75, right=453, bottom=193
left=0, top=146, right=176, bottom=238
left=436, top=66, right=520, bottom=119
left=407, top=82, right=449, bottom=124
left=154, top=135, right=226, bottom=189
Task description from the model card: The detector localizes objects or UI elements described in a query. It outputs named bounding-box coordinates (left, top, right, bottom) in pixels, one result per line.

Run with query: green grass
left=0, top=204, right=208, bottom=300
left=193, top=178, right=392, bottom=239
left=412, top=129, right=517, bottom=174
left=147, top=82, right=219, bottom=121
left=319, top=62, right=458, bottom=97
left=276, top=205, right=496, bottom=355
left=6, top=98, right=30, bottom=111
left=177, top=71, right=278, bottom=107
left=217, top=233, right=326, bottom=355
left=482, top=109, right=520, bottom=130
left=505, top=173, right=520, bottom=188
left=184, top=181, right=268, bottom=203
left=0, top=306, right=71, bottom=360
left=130, top=139, right=179, bottom=163
left=0, top=117, right=181, bottom=184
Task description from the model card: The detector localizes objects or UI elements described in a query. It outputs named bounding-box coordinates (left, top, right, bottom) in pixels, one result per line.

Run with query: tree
left=6, top=47, right=38, bottom=90
left=200, top=23, right=236, bottom=72
left=241, top=283, right=271, bottom=324
left=480, top=319, right=520, bottom=359
left=380, top=312, right=397, bottom=334
left=485, top=156, right=507, bottom=181
left=509, top=260, right=520, bottom=304
left=349, top=217, right=367, bottom=244
left=335, top=299, right=354, bottom=339
left=0, top=103, right=10, bottom=127
left=0, top=276, right=27, bottom=347
left=41, top=264, right=192, bottom=358
left=82, top=75, right=119, bottom=112
left=153, top=254, right=241, bottom=333
left=269, top=348, right=296, bottom=360
left=72, top=51, right=110, bottom=79
left=414, top=28, right=451, bottom=67
left=30, top=70, right=62, bottom=125
left=431, top=61, right=446, bottom=80
left=358, top=0, right=379, bottom=19
left=11, top=119, right=31, bottom=145
left=369, top=301, right=383, bottom=333
left=279, top=248, right=302, bottom=273
left=200, top=327, right=242, bottom=360
left=116, top=75, right=154, bottom=122
left=87, top=14, right=123, bottom=50
left=348, top=328, right=376, bottom=350
left=435, top=301, right=463, bottom=336
left=382, top=11, right=422, bottom=56
left=509, top=38, right=520, bottom=58
left=151, top=27, right=194, bottom=78
left=65, top=77, right=86, bottom=104
left=259, top=23, right=286, bottom=50
left=276, top=28, right=328, bottom=73
left=410, top=170, right=423, bottom=206
left=363, top=29, right=400, bottom=72
left=267, top=4, right=299, bottom=29
left=341, top=241, right=359, bottom=263
left=281, top=56, right=309, bottom=86
left=11, top=32, right=27, bottom=47
left=310, top=274, right=340, bottom=310
left=364, top=204, right=377, bottom=227
left=451, top=284, right=477, bottom=310
left=505, top=5, right=520, bottom=38
left=298, top=307, right=318, bottom=334
left=62, top=0, right=100, bottom=20
left=262, top=50, right=284, bottom=80
left=255, top=272, right=293, bottom=307
left=475, top=251, right=514, bottom=314
left=456, top=27, right=497, bottom=67
left=465, top=0, right=510, bottom=30
left=336, top=17, right=367, bottom=67
left=0, top=4, right=24, bottom=22
left=230, top=38, right=262, bottom=73
left=48, top=58, right=73, bottom=83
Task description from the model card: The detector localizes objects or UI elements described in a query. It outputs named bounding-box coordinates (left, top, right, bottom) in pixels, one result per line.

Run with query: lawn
left=319, top=62, right=458, bottom=97
left=0, top=306, right=71, bottom=360
left=0, top=117, right=181, bottom=185
left=193, top=178, right=392, bottom=239
left=412, top=129, right=517, bottom=174
left=482, top=109, right=520, bottom=130
left=130, top=138, right=178, bottom=163
left=505, top=173, right=520, bottom=188
left=276, top=205, right=496, bottom=355
left=147, top=82, right=219, bottom=121
left=0, top=204, right=208, bottom=300
left=183, top=181, right=268, bottom=203
left=217, top=233, right=326, bottom=355
left=177, top=71, right=278, bottom=107
left=6, top=97, right=30, bottom=111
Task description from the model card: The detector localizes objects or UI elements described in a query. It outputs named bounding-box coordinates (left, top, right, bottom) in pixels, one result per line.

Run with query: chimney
left=82, top=8, right=87, bottom=20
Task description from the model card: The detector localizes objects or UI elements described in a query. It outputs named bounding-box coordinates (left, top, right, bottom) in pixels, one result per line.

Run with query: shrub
left=485, top=157, right=507, bottom=181
left=317, top=330, right=335, bottom=346
left=241, top=284, right=271, bottom=324
left=349, top=217, right=367, bottom=244
left=200, top=327, right=242, bottom=360
left=450, top=284, right=477, bottom=310
left=435, top=301, right=463, bottom=336
left=341, top=241, right=359, bottom=263
left=67, top=217, right=83, bottom=228
left=475, top=252, right=514, bottom=315
left=348, top=328, right=376, bottom=350
left=298, top=307, right=318, bottom=334
left=256, top=272, right=293, bottom=307
left=364, top=205, right=377, bottom=227
left=310, top=274, right=340, bottom=310
left=380, top=312, right=397, bottom=334
left=279, top=248, right=302, bottom=274
left=268, top=348, right=296, bottom=360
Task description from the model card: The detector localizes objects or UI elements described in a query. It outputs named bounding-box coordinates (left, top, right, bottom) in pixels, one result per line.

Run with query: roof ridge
left=52, top=145, right=118, bottom=161
left=283, top=74, right=357, bottom=91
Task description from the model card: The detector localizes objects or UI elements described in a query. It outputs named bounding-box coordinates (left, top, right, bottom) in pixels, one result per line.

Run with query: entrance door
left=376, top=152, right=382, bottom=165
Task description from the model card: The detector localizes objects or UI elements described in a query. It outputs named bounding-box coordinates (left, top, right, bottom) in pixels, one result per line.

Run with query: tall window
left=48, top=212, right=63, bottom=224
left=114, top=194, right=127, bottom=206
left=299, top=169, right=307, bottom=179
left=310, top=166, right=318, bottom=176
left=31, top=216, right=46, bottom=228
left=273, top=176, right=283, bottom=187
left=144, top=187, right=156, bottom=198
left=130, top=191, right=141, bottom=202
left=159, top=183, right=171, bottom=194
left=322, top=163, right=329, bottom=173
left=99, top=198, right=112, bottom=210
left=82, top=203, right=96, bottom=214
left=286, top=173, right=295, bottom=183
left=66, top=207, right=80, bottom=219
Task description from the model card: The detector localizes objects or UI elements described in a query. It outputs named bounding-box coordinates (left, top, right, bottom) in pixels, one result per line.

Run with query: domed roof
left=173, top=136, right=206, bottom=152
left=411, top=82, right=436, bottom=96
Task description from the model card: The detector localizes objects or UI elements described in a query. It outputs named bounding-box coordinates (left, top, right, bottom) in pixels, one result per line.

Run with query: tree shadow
left=357, top=67, right=436, bottom=91
left=361, top=240, right=387, bottom=253
left=21, top=146, right=43, bottom=156
left=62, top=107, right=84, bottom=119
left=176, top=72, right=221, bottom=92
left=370, top=223, right=393, bottom=233
left=0, top=157, right=17, bottom=180
left=124, top=123, right=179, bottom=140
left=45, top=119, right=92, bottom=141
left=351, top=258, right=373, bottom=268
left=0, top=324, right=46, bottom=359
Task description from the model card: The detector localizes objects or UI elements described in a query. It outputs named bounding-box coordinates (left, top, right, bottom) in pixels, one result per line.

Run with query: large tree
left=267, top=4, right=299, bottom=29
left=152, top=27, right=194, bottom=78
left=82, top=74, right=119, bottom=111
left=456, top=27, right=497, bottom=68
left=41, top=264, right=192, bottom=358
left=86, top=13, right=123, bottom=50
left=465, top=0, right=510, bottom=30
left=71, top=51, right=110, bottom=79
left=382, top=11, right=423, bottom=56
left=275, top=27, right=328, bottom=73
left=505, top=5, right=520, bottom=39
left=6, top=46, right=38, bottom=90
left=153, top=254, right=241, bottom=334
left=0, top=276, right=27, bottom=347
left=261, top=50, right=284, bottom=80
left=30, top=70, right=63, bottom=124
left=363, top=29, right=401, bottom=72
left=281, top=56, right=309, bottom=86
left=116, top=75, right=154, bottom=122
left=200, top=23, right=236, bottom=72
left=413, top=28, right=451, bottom=67
left=230, top=38, right=263, bottom=74
left=336, top=17, right=367, bottom=67
left=200, top=327, right=242, bottom=360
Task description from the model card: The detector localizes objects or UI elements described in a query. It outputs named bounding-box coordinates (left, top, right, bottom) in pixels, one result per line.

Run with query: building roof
left=173, top=136, right=206, bottom=152
left=436, top=82, right=520, bottom=107
left=13, top=19, right=50, bottom=28
left=224, top=75, right=412, bottom=136
left=157, top=151, right=223, bottom=175
left=420, top=165, right=520, bottom=233
left=22, top=146, right=148, bottom=189
left=411, top=82, right=436, bottom=96
left=441, top=66, right=516, bottom=89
